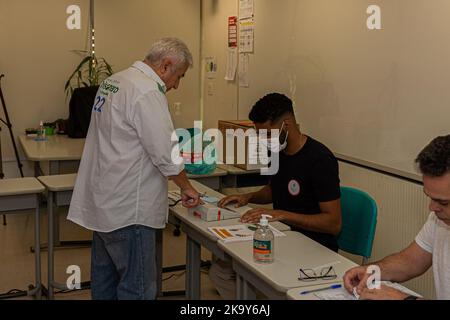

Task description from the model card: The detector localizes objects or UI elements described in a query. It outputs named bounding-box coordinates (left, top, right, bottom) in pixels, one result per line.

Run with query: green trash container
left=177, top=128, right=216, bottom=175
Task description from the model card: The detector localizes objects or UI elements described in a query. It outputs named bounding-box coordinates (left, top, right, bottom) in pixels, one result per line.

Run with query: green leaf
left=65, top=54, right=114, bottom=99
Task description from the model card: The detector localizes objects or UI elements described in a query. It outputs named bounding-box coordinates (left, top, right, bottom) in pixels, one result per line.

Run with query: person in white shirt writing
left=344, top=135, right=450, bottom=300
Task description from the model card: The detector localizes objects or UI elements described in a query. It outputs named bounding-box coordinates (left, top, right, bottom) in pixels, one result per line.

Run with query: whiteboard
left=238, top=0, right=450, bottom=177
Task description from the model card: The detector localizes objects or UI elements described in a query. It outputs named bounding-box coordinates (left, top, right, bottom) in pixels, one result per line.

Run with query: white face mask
left=259, top=122, right=289, bottom=153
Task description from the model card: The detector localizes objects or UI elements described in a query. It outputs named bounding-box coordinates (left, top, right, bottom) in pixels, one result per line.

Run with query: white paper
left=239, top=0, right=254, bottom=20
left=312, top=281, right=421, bottom=300
left=239, top=53, right=249, bottom=87
left=205, top=57, right=217, bottom=79
left=225, top=48, right=237, bottom=81
left=208, top=224, right=286, bottom=243
left=239, top=18, right=254, bottom=53
left=314, top=287, right=357, bottom=300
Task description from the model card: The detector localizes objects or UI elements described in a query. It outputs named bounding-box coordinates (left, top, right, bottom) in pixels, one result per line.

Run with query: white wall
left=95, top=0, right=201, bottom=129
left=236, top=0, right=450, bottom=176
left=201, top=0, right=239, bottom=130
left=0, top=0, right=201, bottom=178
left=201, top=0, right=436, bottom=299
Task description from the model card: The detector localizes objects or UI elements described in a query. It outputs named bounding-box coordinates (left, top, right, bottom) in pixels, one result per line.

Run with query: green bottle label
left=253, top=239, right=272, bottom=255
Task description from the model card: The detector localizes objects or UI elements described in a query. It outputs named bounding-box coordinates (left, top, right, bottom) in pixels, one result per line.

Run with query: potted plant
left=63, top=0, right=114, bottom=138
left=64, top=54, right=113, bottom=138
left=64, top=54, right=113, bottom=100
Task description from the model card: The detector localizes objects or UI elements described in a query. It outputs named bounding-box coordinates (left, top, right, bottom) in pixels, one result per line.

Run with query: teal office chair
left=337, top=186, right=378, bottom=265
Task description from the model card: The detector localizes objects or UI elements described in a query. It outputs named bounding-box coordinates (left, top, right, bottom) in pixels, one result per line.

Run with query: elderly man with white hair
left=68, top=38, right=202, bottom=300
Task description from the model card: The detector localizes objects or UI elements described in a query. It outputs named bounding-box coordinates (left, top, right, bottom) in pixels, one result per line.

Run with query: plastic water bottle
left=253, top=214, right=274, bottom=263
left=35, top=120, right=46, bottom=141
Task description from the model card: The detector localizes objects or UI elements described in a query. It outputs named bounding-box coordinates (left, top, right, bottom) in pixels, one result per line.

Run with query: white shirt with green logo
left=68, top=61, right=183, bottom=232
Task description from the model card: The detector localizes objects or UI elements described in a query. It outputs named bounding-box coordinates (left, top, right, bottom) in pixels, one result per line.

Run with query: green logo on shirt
left=157, top=83, right=166, bottom=94
left=100, top=80, right=120, bottom=94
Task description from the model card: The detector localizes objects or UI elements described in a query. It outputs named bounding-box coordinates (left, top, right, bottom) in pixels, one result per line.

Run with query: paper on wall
left=225, top=48, right=237, bottom=81
left=239, top=53, right=249, bottom=87
left=239, top=18, right=254, bottom=53
left=239, top=0, right=254, bottom=20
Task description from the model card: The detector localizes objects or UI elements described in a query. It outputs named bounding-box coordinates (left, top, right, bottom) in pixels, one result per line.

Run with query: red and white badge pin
left=288, top=179, right=300, bottom=196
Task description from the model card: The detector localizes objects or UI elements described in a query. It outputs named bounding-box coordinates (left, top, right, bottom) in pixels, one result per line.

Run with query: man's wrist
left=274, top=210, right=288, bottom=221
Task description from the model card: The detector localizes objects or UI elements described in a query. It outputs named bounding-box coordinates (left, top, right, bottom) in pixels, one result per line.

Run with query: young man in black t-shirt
left=219, top=92, right=342, bottom=250
left=209, top=93, right=342, bottom=299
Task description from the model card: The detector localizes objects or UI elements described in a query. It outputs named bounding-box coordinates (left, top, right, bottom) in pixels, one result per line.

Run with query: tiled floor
left=0, top=208, right=221, bottom=300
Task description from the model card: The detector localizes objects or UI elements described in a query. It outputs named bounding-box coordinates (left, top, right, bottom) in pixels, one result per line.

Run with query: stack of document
left=208, top=224, right=286, bottom=243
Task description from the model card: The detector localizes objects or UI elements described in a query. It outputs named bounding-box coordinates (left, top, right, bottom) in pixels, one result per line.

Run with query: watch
left=404, top=295, right=418, bottom=300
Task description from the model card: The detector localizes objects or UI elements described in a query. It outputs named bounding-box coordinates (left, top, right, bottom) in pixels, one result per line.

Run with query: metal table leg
left=243, top=279, right=257, bottom=300
left=31, top=162, right=91, bottom=252
left=185, top=235, right=201, bottom=299
left=27, top=194, right=42, bottom=299
left=235, top=271, right=256, bottom=300
left=47, top=190, right=71, bottom=299
left=236, top=274, right=244, bottom=300
left=48, top=191, right=55, bottom=300
left=34, top=162, right=41, bottom=177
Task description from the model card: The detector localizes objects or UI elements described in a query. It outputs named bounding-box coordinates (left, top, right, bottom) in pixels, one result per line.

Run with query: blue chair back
left=338, top=186, right=378, bottom=263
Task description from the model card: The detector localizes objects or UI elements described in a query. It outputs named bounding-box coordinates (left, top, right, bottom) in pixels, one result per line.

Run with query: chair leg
left=2, top=215, right=6, bottom=226
left=362, top=257, right=368, bottom=265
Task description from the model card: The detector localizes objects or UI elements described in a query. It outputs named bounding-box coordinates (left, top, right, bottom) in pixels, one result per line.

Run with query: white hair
left=145, top=37, right=193, bottom=69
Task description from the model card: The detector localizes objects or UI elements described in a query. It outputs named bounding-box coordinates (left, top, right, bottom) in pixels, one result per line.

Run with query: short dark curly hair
left=249, top=93, right=294, bottom=124
left=416, top=135, right=450, bottom=177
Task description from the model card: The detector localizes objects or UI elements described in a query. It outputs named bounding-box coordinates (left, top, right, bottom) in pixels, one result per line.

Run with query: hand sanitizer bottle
left=253, top=214, right=274, bottom=263
left=36, top=120, right=46, bottom=141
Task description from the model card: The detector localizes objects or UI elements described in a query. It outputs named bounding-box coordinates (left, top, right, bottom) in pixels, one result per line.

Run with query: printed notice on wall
left=205, top=57, right=217, bottom=79
left=225, top=48, right=237, bottom=81
left=228, top=16, right=238, bottom=48
left=239, top=53, right=249, bottom=87
left=239, top=0, right=254, bottom=20
left=239, top=18, right=254, bottom=53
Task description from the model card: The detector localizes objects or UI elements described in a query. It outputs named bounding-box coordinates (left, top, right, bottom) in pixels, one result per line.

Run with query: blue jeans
left=91, top=225, right=157, bottom=300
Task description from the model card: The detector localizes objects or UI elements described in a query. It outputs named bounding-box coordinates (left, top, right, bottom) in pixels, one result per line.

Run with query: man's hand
left=181, top=187, right=203, bottom=208
left=360, top=284, right=409, bottom=300
left=218, top=194, right=252, bottom=208
left=240, top=208, right=285, bottom=224
left=343, top=266, right=371, bottom=294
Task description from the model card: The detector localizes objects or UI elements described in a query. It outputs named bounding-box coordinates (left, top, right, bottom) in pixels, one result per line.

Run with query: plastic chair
left=337, top=186, right=378, bottom=264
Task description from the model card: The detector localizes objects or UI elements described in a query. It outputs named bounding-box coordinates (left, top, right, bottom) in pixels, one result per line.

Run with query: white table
left=19, top=135, right=227, bottom=249
left=287, top=282, right=346, bottom=300
left=19, top=135, right=84, bottom=176
left=0, top=178, right=45, bottom=299
left=167, top=179, right=291, bottom=299
left=186, top=167, right=228, bottom=191
left=34, top=175, right=217, bottom=299
left=218, top=231, right=358, bottom=300
left=37, top=174, right=77, bottom=299
left=218, top=164, right=269, bottom=188
left=218, top=164, right=260, bottom=175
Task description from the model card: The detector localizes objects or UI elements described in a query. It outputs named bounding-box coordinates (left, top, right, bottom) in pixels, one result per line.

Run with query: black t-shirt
left=271, top=136, right=341, bottom=251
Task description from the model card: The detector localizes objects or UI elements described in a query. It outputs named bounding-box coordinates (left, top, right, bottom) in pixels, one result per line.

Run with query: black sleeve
left=311, top=154, right=341, bottom=202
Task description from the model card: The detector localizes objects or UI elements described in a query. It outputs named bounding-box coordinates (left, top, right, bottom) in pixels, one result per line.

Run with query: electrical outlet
left=173, top=102, right=181, bottom=116
left=207, top=82, right=214, bottom=96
